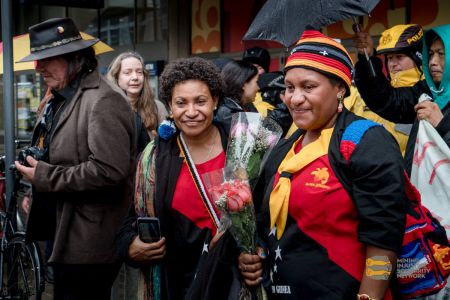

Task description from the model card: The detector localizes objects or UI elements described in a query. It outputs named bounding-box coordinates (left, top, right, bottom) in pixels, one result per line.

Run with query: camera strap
left=178, top=133, right=220, bottom=229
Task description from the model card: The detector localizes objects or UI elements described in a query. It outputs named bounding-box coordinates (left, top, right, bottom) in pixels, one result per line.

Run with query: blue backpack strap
left=340, top=120, right=382, bottom=162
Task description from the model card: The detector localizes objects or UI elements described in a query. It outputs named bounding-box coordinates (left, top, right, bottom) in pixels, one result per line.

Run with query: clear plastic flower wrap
left=203, top=166, right=265, bottom=299
left=201, top=112, right=281, bottom=299
left=203, top=166, right=256, bottom=253
left=226, top=112, right=283, bottom=189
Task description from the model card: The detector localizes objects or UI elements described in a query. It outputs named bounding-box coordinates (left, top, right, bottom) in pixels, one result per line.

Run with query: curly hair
left=221, top=60, right=258, bottom=103
left=159, top=57, right=224, bottom=106
left=106, top=51, right=159, bottom=132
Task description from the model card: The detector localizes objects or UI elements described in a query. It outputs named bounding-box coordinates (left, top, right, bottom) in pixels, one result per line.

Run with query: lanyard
left=178, top=133, right=220, bottom=229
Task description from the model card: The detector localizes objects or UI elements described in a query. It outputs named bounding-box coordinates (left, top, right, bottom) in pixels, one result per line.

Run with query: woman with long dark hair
left=216, top=60, right=259, bottom=131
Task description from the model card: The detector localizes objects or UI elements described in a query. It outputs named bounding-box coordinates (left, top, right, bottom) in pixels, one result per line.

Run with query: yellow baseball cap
left=377, top=24, right=423, bottom=54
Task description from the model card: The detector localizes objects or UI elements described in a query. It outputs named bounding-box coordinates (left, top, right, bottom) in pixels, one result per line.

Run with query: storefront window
left=137, top=0, right=168, bottom=43
left=101, top=0, right=134, bottom=46
left=25, top=0, right=168, bottom=48
left=69, top=7, right=98, bottom=37
left=70, top=0, right=136, bottom=47
left=1, top=0, right=169, bottom=152
left=15, top=73, right=43, bottom=139
left=40, top=5, right=65, bottom=20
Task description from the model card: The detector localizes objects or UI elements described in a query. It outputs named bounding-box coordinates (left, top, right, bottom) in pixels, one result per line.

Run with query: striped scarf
left=134, top=141, right=161, bottom=300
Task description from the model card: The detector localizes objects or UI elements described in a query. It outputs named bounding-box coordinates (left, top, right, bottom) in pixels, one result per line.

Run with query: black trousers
left=53, top=263, right=121, bottom=300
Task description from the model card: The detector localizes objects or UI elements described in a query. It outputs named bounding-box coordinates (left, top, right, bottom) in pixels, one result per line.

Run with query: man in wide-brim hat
left=15, top=18, right=136, bottom=300
left=17, top=18, right=99, bottom=63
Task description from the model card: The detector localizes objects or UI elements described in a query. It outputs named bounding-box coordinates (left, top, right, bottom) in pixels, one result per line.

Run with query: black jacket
left=116, top=122, right=233, bottom=300
left=216, top=97, right=293, bottom=137
left=354, top=55, right=450, bottom=174
left=135, top=112, right=151, bottom=156
left=255, top=108, right=406, bottom=252
left=253, top=109, right=406, bottom=299
left=215, top=97, right=244, bottom=134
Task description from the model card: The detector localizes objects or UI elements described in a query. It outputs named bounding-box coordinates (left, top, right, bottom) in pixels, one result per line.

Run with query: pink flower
left=237, top=183, right=252, bottom=204
left=223, top=182, right=232, bottom=189
left=210, top=186, right=224, bottom=201
left=266, top=133, right=278, bottom=147
left=235, top=180, right=252, bottom=204
left=214, top=179, right=252, bottom=212
left=227, top=191, right=244, bottom=212
left=230, top=123, right=248, bottom=138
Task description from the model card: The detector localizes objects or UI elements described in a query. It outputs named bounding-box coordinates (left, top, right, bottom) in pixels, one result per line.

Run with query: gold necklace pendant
left=205, top=128, right=219, bottom=162
left=183, top=127, right=219, bottom=163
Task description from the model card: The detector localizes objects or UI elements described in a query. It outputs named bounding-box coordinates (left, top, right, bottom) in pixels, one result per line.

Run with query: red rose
left=237, top=184, right=252, bottom=204
left=210, top=185, right=224, bottom=201
left=227, top=191, right=244, bottom=212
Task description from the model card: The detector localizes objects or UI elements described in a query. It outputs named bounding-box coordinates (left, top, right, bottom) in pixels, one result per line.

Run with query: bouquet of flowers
left=204, top=112, right=282, bottom=242
left=203, top=167, right=256, bottom=252
left=202, top=113, right=281, bottom=299
left=203, top=167, right=264, bottom=299
left=226, top=112, right=282, bottom=189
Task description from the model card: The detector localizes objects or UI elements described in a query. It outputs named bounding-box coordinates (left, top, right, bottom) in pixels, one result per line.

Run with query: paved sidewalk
left=36, top=241, right=53, bottom=300
left=42, top=282, right=53, bottom=300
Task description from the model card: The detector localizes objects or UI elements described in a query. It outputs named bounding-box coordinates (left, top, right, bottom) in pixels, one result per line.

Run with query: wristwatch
left=357, top=294, right=378, bottom=300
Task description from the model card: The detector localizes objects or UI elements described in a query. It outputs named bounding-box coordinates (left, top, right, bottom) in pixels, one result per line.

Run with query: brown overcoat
left=29, top=69, right=136, bottom=264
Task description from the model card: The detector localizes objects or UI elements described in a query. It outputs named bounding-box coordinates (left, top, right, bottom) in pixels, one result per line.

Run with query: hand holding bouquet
left=202, top=113, right=281, bottom=299
left=203, top=167, right=264, bottom=299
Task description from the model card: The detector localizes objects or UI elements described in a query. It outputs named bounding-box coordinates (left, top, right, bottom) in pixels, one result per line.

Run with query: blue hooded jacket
left=422, top=24, right=450, bottom=109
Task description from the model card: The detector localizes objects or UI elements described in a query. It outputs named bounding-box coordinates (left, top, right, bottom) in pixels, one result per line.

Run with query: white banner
left=411, top=101, right=450, bottom=240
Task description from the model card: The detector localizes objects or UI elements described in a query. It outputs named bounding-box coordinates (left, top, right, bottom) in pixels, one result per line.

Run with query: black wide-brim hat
left=18, top=18, right=99, bottom=63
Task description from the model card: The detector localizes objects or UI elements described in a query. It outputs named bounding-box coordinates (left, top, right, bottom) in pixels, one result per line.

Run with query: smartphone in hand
left=137, top=217, right=161, bottom=243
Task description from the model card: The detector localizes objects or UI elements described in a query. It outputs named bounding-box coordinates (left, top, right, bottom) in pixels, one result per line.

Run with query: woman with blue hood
left=421, top=26, right=449, bottom=118
left=354, top=24, right=450, bottom=176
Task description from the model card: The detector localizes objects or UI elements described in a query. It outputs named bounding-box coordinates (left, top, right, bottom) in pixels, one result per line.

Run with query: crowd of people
left=12, top=16, right=450, bottom=300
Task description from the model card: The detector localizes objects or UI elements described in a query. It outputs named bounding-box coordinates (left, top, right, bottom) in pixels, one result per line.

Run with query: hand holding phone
left=137, top=217, right=161, bottom=243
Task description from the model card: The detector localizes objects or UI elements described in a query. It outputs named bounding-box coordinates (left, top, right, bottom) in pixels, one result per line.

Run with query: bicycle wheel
left=1, top=235, right=44, bottom=300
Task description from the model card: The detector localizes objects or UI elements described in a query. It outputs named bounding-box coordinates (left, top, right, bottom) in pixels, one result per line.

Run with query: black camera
left=18, top=146, right=45, bottom=167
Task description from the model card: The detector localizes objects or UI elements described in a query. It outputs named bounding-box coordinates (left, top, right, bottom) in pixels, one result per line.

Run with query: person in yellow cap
left=355, top=24, right=450, bottom=300
left=351, top=24, right=424, bottom=156
left=353, top=24, right=450, bottom=178
left=238, top=29, right=407, bottom=300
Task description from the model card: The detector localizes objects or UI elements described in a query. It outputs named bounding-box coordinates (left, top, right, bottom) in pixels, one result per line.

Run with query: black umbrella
left=243, top=0, right=380, bottom=48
